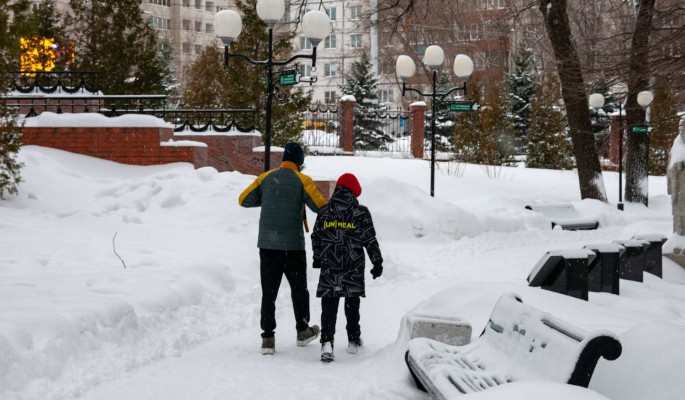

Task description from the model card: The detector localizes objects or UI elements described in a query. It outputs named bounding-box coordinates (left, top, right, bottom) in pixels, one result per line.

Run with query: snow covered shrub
left=0, top=104, right=23, bottom=199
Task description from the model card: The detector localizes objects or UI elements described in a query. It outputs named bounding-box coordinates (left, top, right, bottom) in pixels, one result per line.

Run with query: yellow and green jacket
left=239, top=161, right=327, bottom=250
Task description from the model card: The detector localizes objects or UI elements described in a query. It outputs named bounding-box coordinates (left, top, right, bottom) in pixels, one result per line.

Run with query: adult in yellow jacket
left=239, top=142, right=327, bottom=355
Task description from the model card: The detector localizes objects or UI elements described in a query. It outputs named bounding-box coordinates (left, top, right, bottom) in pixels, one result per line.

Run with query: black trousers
left=259, top=249, right=310, bottom=338
left=320, top=296, right=361, bottom=342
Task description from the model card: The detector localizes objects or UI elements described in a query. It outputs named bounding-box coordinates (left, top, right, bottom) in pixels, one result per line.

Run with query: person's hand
left=370, top=264, right=383, bottom=279
left=313, top=259, right=321, bottom=269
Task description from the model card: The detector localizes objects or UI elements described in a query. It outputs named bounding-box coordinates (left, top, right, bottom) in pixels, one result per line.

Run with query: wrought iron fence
left=13, top=71, right=99, bottom=95
left=4, top=95, right=256, bottom=133
left=355, top=109, right=412, bottom=157
left=300, top=104, right=341, bottom=154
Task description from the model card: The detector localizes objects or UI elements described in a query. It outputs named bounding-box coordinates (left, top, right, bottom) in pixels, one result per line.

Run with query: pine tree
left=184, top=0, right=311, bottom=146
left=0, top=0, right=25, bottom=199
left=340, top=52, right=392, bottom=150
left=527, top=74, right=573, bottom=170
left=65, top=0, right=164, bottom=94
left=507, top=46, right=535, bottom=153
left=159, top=38, right=179, bottom=100
left=648, top=76, right=679, bottom=176
left=424, top=72, right=456, bottom=151
left=452, top=74, right=514, bottom=169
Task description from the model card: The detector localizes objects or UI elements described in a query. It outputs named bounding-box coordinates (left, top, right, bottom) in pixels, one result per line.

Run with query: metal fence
left=300, top=105, right=414, bottom=156
left=12, top=71, right=99, bottom=95
left=4, top=95, right=256, bottom=133
left=300, top=104, right=341, bottom=154
left=360, top=108, right=413, bottom=156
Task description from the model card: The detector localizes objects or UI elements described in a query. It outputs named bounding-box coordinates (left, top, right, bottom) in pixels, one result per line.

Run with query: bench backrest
left=476, top=293, right=621, bottom=387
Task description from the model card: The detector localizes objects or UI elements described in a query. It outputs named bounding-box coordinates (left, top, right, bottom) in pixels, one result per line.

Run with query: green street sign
left=631, top=124, right=649, bottom=134
left=449, top=101, right=477, bottom=112
left=279, top=70, right=300, bottom=86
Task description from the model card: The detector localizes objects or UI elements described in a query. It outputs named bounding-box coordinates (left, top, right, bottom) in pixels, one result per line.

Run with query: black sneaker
left=321, top=341, right=334, bottom=362
left=296, top=325, right=320, bottom=346
left=261, top=336, right=275, bottom=355
left=347, top=337, right=363, bottom=354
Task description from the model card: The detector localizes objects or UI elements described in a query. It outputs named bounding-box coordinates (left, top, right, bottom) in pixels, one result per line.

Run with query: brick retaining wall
left=23, top=126, right=208, bottom=168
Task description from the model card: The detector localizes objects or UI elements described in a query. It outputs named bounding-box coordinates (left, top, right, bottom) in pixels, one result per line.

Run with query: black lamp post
left=590, top=89, right=653, bottom=210
left=214, top=2, right=330, bottom=172
left=396, top=46, right=474, bottom=197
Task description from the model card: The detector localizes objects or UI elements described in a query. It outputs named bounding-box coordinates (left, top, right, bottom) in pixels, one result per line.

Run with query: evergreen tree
left=0, top=0, right=25, bottom=198
left=340, top=52, right=392, bottom=150
left=648, top=76, right=679, bottom=176
left=506, top=46, right=535, bottom=153
left=452, top=74, right=514, bottom=168
left=159, top=38, right=179, bottom=100
left=1, top=0, right=33, bottom=74
left=588, top=78, right=616, bottom=157
left=184, top=0, right=311, bottom=145
left=65, top=0, right=165, bottom=94
left=183, top=46, right=231, bottom=108
left=527, top=74, right=573, bottom=170
left=424, top=72, right=456, bottom=151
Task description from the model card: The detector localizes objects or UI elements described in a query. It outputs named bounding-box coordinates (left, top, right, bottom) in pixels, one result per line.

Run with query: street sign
left=449, top=101, right=478, bottom=112
left=279, top=70, right=300, bottom=86
left=631, top=124, right=649, bottom=134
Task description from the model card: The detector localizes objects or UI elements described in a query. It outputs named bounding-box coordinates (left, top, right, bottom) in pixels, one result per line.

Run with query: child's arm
left=360, top=207, right=383, bottom=267
left=311, top=212, right=324, bottom=268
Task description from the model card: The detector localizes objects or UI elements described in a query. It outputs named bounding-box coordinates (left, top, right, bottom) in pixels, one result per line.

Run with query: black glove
left=370, top=264, right=383, bottom=279
left=313, top=259, right=321, bottom=269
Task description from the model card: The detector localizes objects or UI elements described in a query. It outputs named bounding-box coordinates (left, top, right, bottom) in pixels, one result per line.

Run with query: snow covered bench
left=405, top=293, right=622, bottom=399
left=525, top=204, right=599, bottom=230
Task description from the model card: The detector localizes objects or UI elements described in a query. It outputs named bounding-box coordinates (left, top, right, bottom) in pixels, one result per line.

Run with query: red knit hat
left=336, top=173, right=362, bottom=197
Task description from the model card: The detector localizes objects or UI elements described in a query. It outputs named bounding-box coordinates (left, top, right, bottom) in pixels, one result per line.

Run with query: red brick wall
left=23, top=126, right=208, bottom=168
left=174, top=134, right=281, bottom=176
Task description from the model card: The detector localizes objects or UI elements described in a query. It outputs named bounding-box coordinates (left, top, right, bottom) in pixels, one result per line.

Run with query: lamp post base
left=617, top=202, right=624, bottom=211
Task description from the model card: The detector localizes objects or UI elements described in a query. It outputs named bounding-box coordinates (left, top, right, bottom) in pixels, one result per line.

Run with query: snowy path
left=74, top=228, right=629, bottom=400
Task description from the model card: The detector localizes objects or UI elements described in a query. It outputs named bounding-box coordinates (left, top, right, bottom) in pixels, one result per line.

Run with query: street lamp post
left=396, top=46, right=474, bottom=197
left=590, top=89, right=653, bottom=210
left=214, top=1, right=330, bottom=171
left=590, top=92, right=625, bottom=210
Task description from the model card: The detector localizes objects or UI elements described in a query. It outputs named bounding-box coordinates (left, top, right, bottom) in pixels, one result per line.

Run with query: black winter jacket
left=312, top=186, right=383, bottom=297
left=239, top=161, right=327, bottom=250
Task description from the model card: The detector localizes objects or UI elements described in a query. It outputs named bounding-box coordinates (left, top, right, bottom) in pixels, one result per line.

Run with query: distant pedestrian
left=239, top=142, right=327, bottom=355
left=311, top=173, right=384, bottom=362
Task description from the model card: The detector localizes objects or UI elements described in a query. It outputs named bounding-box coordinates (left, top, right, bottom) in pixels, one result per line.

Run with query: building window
left=300, top=37, right=313, bottom=50
left=151, top=16, right=171, bottom=30
left=206, top=23, right=214, bottom=34
left=350, top=34, right=362, bottom=48
left=326, top=7, right=337, bottom=21
left=324, top=35, right=336, bottom=49
left=195, top=21, right=202, bottom=32
left=206, top=1, right=214, bottom=12
left=195, top=0, right=202, bottom=10
left=324, top=63, right=337, bottom=77
left=149, top=0, right=170, bottom=5
left=182, top=0, right=190, bottom=7
left=350, top=5, right=362, bottom=20
left=182, top=42, right=191, bottom=54
left=469, top=24, right=481, bottom=41
left=324, top=91, right=337, bottom=104
left=183, top=19, right=191, bottom=30
left=194, top=45, right=203, bottom=54
left=299, top=64, right=312, bottom=77
left=379, top=89, right=394, bottom=104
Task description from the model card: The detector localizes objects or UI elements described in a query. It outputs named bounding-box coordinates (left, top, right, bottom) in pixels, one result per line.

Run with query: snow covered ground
left=1, top=145, right=684, bottom=400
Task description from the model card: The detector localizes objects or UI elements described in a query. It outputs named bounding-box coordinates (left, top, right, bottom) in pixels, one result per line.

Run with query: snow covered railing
left=525, top=204, right=599, bottom=230
left=405, top=293, right=622, bottom=399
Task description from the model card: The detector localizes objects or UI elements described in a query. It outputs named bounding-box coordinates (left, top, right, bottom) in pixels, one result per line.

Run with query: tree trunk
left=538, top=0, right=606, bottom=201
left=624, top=0, right=656, bottom=206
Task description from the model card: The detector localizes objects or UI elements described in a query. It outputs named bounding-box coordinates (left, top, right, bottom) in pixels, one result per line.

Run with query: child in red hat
left=311, top=173, right=384, bottom=362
